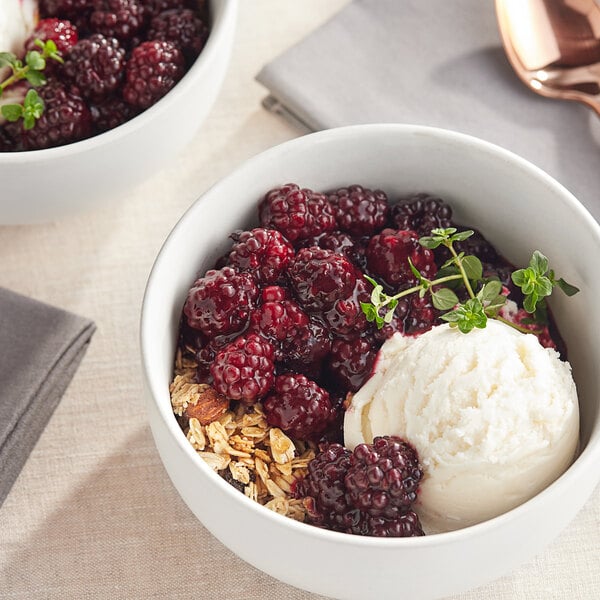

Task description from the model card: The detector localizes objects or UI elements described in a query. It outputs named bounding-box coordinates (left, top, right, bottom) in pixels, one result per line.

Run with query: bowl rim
left=141, top=122, right=600, bottom=548
left=0, top=0, right=238, bottom=163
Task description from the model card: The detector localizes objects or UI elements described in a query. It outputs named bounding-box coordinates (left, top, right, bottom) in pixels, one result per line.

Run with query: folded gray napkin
left=0, top=288, right=95, bottom=507
left=257, top=0, right=600, bottom=222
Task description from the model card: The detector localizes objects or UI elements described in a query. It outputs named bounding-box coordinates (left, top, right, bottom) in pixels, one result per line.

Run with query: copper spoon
left=496, top=0, right=600, bottom=115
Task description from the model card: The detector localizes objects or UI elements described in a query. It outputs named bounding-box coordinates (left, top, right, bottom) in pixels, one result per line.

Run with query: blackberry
left=326, top=337, right=376, bottom=392
left=298, top=441, right=425, bottom=537
left=122, top=40, right=185, bottom=108
left=302, top=231, right=368, bottom=270
left=391, top=193, right=453, bottom=237
left=210, top=334, right=275, bottom=404
left=141, top=0, right=199, bottom=19
left=40, top=0, right=91, bottom=18
left=0, top=126, right=19, bottom=152
left=366, top=228, right=437, bottom=290
left=288, top=247, right=358, bottom=312
left=279, top=319, right=331, bottom=379
left=26, top=18, right=79, bottom=56
left=227, top=228, right=294, bottom=285
left=248, top=289, right=310, bottom=362
left=183, top=266, right=258, bottom=338
left=259, top=184, right=336, bottom=244
left=372, top=298, right=410, bottom=342
left=454, top=228, right=499, bottom=264
left=21, top=81, right=92, bottom=150
left=366, top=511, right=424, bottom=537
left=345, top=436, right=422, bottom=519
left=89, top=94, right=139, bottom=131
left=147, top=8, right=209, bottom=64
left=296, top=443, right=356, bottom=531
left=327, top=184, right=389, bottom=237
left=404, top=295, right=437, bottom=336
left=90, top=0, right=145, bottom=43
left=264, top=374, right=333, bottom=439
left=321, top=277, right=370, bottom=338
left=64, top=34, right=126, bottom=99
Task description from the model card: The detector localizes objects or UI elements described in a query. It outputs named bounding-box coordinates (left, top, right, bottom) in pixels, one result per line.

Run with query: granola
left=170, top=349, right=315, bottom=522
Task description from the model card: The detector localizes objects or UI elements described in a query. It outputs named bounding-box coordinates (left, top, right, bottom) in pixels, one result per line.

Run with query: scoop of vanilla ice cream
left=344, top=320, right=579, bottom=532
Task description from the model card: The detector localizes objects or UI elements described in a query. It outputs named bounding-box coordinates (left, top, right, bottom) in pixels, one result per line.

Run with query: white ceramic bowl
left=0, top=0, right=237, bottom=224
left=140, top=124, right=600, bottom=600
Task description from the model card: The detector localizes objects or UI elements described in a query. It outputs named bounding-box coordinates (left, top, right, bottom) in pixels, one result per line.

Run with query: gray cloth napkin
left=257, top=0, right=600, bottom=222
left=0, top=287, right=95, bottom=507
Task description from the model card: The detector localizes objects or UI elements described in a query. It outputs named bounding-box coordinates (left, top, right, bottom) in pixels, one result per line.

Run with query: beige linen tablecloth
left=0, top=2, right=598, bottom=598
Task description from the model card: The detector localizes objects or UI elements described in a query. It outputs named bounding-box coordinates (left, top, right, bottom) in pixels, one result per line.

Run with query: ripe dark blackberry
left=372, top=298, right=410, bottom=342
left=326, top=337, right=376, bottom=392
left=454, top=228, right=499, bottom=264
left=90, top=0, right=145, bottom=43
left=248, top=289, right=310, bottom=362
left=366, top=511, right=425, bottom=537
left=366, top=228, right=437, bottom=290
left=259, top=184, right=336, bottom=244
left=64, top=34, right=126, bottom=99
left=263, top=374, right=333, bottom=439
left=21, top=81, right=92, bottom=150
left=227, top=228, right=294, bottom=285
left=40, top=0, right=91, bottom=18
left=404, top=294, right=437, bottom=336
left=345, top=436, right=423, bottom=519
left=148, top=8, right=209, bottom=64
left=392, top=193, right=453, bottom=237
left=279, top=319, right=331, bottom=379
left=298, top=441, right=425, bottom=537
left=26, top=18, right=79, bottom=56
left=296, top=443, right=355, bottom=531
left=327, top=185, right=389, bottom=237
left=210, top=334, right=275, bottom=403
left=122, top=40, right=185, bottom=108
left=183, top=266, right=258, bottom=338
left=89, top=94, right=139, bottom=131
left=141, top=0, right=200, bottom=19
left=302, top=231, right=368, bottom=270
left=322, top=277, right=370, bottom=338
left=288, top=247, right=359, bottom=312
left=0, top=126, right=18, bottom=152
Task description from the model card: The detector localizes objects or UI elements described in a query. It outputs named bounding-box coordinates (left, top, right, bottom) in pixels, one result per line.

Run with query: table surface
left=1, top=1, right=598, bottom=599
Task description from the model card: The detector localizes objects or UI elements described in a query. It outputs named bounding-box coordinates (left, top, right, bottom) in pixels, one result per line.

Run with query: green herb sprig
left=361, top=227, right=579, bottom=335
left=0, top=40, right=63, bottom=130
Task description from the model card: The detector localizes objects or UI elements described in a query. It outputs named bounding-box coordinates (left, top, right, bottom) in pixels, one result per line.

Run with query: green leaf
left=25, top=50, right=46, bottom=71
left=43, top=39, right=58, bottom=54
left=1, top=104, right=24, bottom=122
left=440, top=298, right=487, bottom=334
left=431, top=287, right=459, bottom=310
left=22, top=113, right=36, bottom=130
left=370, top=284, right=383, bottom=305
left=556, top=278, right=580, bottom=297
left=449, top=229, right=474, bottom=242
left=523, top=293, right=538, bottom=314
left=361, top=302, right=377, bottom=322
left=461, top=255, right=483, bottom=281
left=419, top=235, right=443, bottom=249
left=431, top=227, right=456, bottom=237
left=364, top=275, right=380, bottom=289
left=529, top=250, right=549, bottom=275
left=0, top=51, right=18, bottom=68
left=384, top=308, right=395, bottom=323
left=407, top=257, right=424, bottom=282
left=24, top=69, right=46, bottom=86
left=511, top=268, right=527, bottom=287
left=478, top=280, right=503, bottom=303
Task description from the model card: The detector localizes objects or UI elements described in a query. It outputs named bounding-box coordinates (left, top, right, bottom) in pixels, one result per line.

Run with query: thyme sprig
left=361, top=228, right=579, bottom=334
left=0, top=39, right=63, bottom=130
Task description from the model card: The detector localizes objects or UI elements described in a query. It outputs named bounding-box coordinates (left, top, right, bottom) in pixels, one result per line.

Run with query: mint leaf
left=449, top=229, right=474, bottom=242
left=0, top=52, right=18, bottom=68
left=530, top=250, right=549, bottom=275
left=556, top=278, right=579, bottom=297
